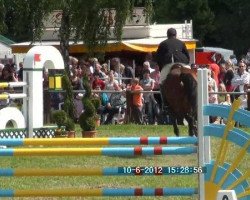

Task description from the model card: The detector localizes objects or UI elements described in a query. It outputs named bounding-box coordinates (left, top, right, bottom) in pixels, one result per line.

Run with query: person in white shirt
left=143, top=61, right=155, bottom=73
left=105, top=70, right=119, bottom=98
left=231, top=60, right=250, bottom=108
left=140, top=69, right=156, bottom=124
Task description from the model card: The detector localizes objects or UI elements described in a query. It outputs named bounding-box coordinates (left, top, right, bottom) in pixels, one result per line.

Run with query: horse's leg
left=169, top=112, right=179, bottom=136
left=173, top=119, right=179, bottom=137
left=184, top=114, right=197, bottom=137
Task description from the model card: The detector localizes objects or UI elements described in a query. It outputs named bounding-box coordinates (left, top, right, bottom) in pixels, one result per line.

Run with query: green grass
left=0, top=124, right=249, bottom=200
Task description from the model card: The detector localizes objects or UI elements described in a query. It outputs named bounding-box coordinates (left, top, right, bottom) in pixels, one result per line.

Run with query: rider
left=155, top=28, right=191, bottom=112
left=156, top=28, right=190, bottom=79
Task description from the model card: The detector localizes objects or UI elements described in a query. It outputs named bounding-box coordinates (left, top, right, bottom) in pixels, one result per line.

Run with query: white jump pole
left=0, top=93, right=27, bottom=100
left=0, top=82, right=27, bottom=88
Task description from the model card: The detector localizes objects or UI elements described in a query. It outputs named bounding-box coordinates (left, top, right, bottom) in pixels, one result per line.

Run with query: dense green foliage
left=153, top=0, right=214, bottom=44
left=206, top=0, right=250, bottom=56
left=65, top=117, right=75, bottom=131
left=3, top=0, right=53, bottom=42
left=152, top=0, right=250, bottom=56
left=62, top=73, right=75, bottom=120
left=1, top=0, right=249, bottom=57
left=51, top=110, right=68, bottom=128
left=79, top=76, right=97, bottom=131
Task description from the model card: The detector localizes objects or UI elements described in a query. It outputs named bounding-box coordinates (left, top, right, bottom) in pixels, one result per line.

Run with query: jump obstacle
left=0, top=46, right=64, bottom=138
left=0, top=47, right=249, bottom=199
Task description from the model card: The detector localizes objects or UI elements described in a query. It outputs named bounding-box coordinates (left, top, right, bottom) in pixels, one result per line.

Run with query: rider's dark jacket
left=156, top=37, right=190, bottom=71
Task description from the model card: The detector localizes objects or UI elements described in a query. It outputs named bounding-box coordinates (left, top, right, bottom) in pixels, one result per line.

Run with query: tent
left=196, top=47, right=234, bottom=61
left=11, top=38, right=196, bottom=54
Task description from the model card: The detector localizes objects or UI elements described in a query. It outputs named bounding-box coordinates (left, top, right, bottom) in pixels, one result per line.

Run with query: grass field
left=0, top=124, right=249, bottom=200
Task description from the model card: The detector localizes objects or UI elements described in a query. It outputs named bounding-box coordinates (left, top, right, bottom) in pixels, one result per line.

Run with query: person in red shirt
left=130, top=78, right=143, bottom=124
left=92, top=72, right=105, bottom=90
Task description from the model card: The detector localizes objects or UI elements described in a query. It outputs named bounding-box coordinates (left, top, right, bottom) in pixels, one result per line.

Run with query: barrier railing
left=0, top=136, right=201, bottom=198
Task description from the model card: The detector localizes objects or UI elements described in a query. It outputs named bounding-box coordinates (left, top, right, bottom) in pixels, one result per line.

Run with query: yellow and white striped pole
left=0, top=82, right=27, bottom=88
left=0, top=93, right=27, bottom=100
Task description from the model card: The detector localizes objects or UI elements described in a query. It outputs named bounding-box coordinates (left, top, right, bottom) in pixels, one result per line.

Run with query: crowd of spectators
left=1, top=48, right=250, bottom=125
left=196, top=49, right=250, bottom=124
left=62, top=56, right=161, bottom=125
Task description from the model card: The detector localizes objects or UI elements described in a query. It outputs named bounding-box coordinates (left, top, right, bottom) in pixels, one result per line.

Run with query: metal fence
left=43, top=89, right=250, bottom=124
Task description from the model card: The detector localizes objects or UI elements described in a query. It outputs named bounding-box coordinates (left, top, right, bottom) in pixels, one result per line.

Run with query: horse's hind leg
left=169, top=115, right=179, bottom=136
left=184, top=114, right=197, bottom=137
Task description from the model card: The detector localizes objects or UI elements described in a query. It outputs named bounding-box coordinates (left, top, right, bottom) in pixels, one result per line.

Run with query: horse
left=161, top=63, right=198, bottom=137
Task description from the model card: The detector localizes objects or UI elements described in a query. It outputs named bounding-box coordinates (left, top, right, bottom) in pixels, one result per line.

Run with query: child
left=130, top=78, right=143, bottom=124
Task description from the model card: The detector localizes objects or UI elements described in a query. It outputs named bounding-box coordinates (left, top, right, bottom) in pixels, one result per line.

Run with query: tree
left=152, top=0, right=214, bottom=44
left=3, top=0, right=153, bottom=73
left=206, top=0, right=250, bottom=56
left=0, top=0, right=6, bottom=34
left=3, top=0, right=53, bottom=42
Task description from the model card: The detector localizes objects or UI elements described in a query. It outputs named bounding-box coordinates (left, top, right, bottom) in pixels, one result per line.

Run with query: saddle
left=160, top=63, right=190, bottom=84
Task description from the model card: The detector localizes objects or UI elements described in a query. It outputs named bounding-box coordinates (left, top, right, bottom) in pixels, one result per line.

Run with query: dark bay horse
left=161, top=63, right=197, bottom=136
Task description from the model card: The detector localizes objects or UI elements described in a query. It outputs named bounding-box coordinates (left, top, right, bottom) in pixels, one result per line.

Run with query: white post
left=22, top=46, right=64, bottom=138
left=197, top=69, right=205, bottom=200
left=202, top=69, right=211, bottom=163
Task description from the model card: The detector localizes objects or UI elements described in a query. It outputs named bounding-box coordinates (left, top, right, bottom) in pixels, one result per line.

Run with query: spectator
left=92, top=72, right=105, bottom=90
left=94, top=86, right=109, bottom=124
left=218, top=83, right=231, bottom=105
left=130, top=78, right=143, bottom=124
left=69, top=56, right=78, bottom=71
left=73, top=93, right=84, bottom=122
left=105, top=70, right=119, bottom=97
left=101, top=63, right=109, bottom=75
left=88, top=58, right=98, bottom=74
left=246, top=48, right=250, bottom=67
left=231, top=60, right=250, bottom=108
left=0, top=63, right=4, bottom=77
left=209, top=63, right=220, bottom=86
left=208, top=83, right=217, bottom=104
left=218, top=63, right=227, bottom=84
left=208, top=69, right=218, bottom=93
left=0, top=64, right=18, bottom=82
left=103, top=83, right=126, bottom=124
left=214, top=53, right=225, bottom=66
left=140, top=69, right=156, bottom=124
left=94, top=63, right=107, bottom=79
left=70, top=67, right=83, bottom=90
left=122, top=65, right=134, bottom=85
left=213, top=83, right=231, bottom=124
left=17, top=62, right=23, bottom=81
left=229, top=55, right=238, bottom=66
left=143, top=61, right=155, bottom=73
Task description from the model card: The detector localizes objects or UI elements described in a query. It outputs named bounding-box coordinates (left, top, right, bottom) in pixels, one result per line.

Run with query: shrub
left=65, top=118, right=75, bottom=131
left=79, top=75, right=98, bottom=132
left=51, top=110, right=67, bottom=128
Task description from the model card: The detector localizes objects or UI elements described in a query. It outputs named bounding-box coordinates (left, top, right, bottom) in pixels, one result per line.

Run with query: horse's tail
left=179, top=72, right=197, bottom=111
